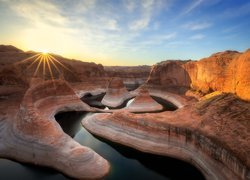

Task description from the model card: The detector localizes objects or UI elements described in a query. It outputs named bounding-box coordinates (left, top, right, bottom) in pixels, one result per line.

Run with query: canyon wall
left=105, top=65, right=151, bottom=90
left=0, top=80, right=109, bottom=179
left=147, top=50, right=250, bottom=101
left=83, top=92, right=250, bottom=180
left=0, top=45, right=106, bottom=84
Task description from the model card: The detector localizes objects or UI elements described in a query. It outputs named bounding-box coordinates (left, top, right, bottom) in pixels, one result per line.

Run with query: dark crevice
left=94, top=134, right=205, bottom=180
left=55, top=111, right=86, bottom=138
left=54, top=111, right=205, bottom=180
left=80, top=92, right=178, bottom=112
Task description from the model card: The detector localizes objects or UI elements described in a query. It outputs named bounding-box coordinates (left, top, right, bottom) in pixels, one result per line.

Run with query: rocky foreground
left=0, top=80, right=109, bottom=179
left=0, top=45, right=249, bottom=179
left=83, top=91, right=249, bottom=180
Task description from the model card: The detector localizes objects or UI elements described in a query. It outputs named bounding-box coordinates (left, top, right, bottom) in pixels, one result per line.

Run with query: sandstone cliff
left=147, top=50, right=250, bottom=101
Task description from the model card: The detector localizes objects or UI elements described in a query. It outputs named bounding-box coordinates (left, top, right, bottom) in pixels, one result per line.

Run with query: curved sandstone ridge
left=126, top=89, right=163, bottom=112
left=101, top=77, right=133, bottom=108
left=83, top=92, right=249, bottom=180
left=0, top=80, right=110, bottom=179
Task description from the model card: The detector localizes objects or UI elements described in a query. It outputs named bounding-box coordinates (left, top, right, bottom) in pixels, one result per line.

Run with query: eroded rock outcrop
left=105, top=66, right=151, bottom=90
left=0, top=80, right=110, bottom=179
left=0, top=66, right=28, bottom=96
left=126, top=88, right=163, bottom=112
left=147, top=50, right=250, bottom=101
left=83, top=91, right=250, bottom=180
left=101, top=77, right=132, bottom=108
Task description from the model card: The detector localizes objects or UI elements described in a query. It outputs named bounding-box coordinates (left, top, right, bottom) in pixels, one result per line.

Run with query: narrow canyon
left=0, top=45, right=249, bottom=180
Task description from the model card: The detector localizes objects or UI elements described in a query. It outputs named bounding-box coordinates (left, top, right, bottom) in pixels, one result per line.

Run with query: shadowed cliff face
left=0, top=45, right=106, bottom=84
left=147, top=50, right=250, bottom=101
left=147, top=61, right=192, bottom=94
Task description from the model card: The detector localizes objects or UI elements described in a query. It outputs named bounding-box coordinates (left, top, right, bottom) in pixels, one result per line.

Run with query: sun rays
left=17, top=52, right=73, bottom=81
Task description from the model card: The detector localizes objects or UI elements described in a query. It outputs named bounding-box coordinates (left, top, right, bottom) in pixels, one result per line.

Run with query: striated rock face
left=147, top=50, right=250, bottom=100
left=0, top=80, right=110, bottom=179
left=83, top=91, right=250, bottom=180
left=126, top=88, right=163, bottom=112
left=223, top=49, right=250, bottom=101
left=101, top=77, right=132, bottom=108
left=147, top=60, right=191, bottom=87
left=105, top=66, right=151, bottom=90
left=1, top=44, right=249, bottom=179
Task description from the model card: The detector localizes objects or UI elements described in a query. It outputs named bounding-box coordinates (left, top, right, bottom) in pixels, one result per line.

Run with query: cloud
left=128, top=0, right=154, bottom=31
left=135, top=32, right=177, bottom=47
left=124, top=0, right=136, bottom=12
left=129, top=17, right=150, bottom=31
left=183, top=22, right=212, bottom=30
left=182, top=0, right=203, bottom=15
left=161, top=32, right=177, bottom=40
left=5, top=1, right=68, bottom=26
left=128, top=0, right=166, bottom=31
left=99, top=17, right=120, bottom=31
left=189, top=34, right=205, bottom=40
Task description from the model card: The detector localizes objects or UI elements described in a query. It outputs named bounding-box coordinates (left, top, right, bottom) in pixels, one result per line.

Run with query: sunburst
left=17, top=51, right=73, bottom=82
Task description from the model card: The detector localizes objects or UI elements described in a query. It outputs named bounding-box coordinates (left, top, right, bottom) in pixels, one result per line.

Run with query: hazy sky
left=0, top=0, right=250, bottom=65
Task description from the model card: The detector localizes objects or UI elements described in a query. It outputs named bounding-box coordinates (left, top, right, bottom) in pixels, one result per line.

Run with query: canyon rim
left=0, top=0, right=250, bottom=179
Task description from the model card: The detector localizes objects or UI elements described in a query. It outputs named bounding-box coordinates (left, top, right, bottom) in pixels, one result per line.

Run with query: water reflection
left=75, top=125, right=205, bottom=180
left=81, top=93, right=178, bottom=112
left=0, top=158, right=67, bottom=180
left=0, top=111, right=205, bottom=180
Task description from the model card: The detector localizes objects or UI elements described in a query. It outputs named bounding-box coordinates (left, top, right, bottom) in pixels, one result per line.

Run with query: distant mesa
left=0, top=45, right=23, bottom=52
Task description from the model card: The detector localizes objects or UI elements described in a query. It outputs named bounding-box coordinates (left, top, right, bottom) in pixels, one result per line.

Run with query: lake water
left=81, top=93, right=178, bottom=112
left=0, top=111, right=205, bottom=180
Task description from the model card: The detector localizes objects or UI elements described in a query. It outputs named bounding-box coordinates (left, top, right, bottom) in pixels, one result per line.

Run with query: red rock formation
left=0, top=65, right=28, bottom=96
left=83, top=92, right=250, bottom=180
left=105, top=66, right=151, bottom=90
left=147, top=50, right=250, bottom=101
left=0, top=45, right=23, bottom=53
left=126, top=88, right=163, bottom=112
left=223, top=49, right=250, bottom=100
left=0, top=80, right=110, bottom=179
left=101, top=77, right=132, bottom=108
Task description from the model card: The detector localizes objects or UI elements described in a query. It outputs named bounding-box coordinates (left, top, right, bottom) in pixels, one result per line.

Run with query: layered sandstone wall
left=147, top=50, right=250, bottom=100
left=0, top=80, right=110, bottom=179
left=83, top=92, right=250, bottom=180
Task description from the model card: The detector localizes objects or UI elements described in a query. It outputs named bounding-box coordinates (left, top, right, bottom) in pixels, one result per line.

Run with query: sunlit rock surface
left=147, top=49, right=250, bottom=100
left=101, top=77, right=133, bottom=108
left=126, top=88, right=163, bottom=112
left=0, top=80, right=110, bottom=179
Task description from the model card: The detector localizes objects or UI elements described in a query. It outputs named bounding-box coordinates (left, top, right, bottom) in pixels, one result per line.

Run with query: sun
left=41, top=49, right=49, bottom=55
